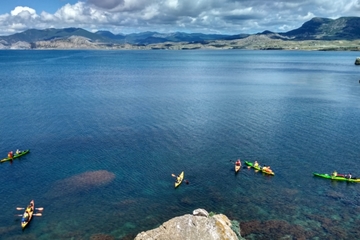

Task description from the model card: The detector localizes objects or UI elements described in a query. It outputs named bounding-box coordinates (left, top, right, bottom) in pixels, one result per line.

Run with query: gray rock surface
left=134, top=210, right=243, bottom=240
left=10, top=41, right=31, bottom=49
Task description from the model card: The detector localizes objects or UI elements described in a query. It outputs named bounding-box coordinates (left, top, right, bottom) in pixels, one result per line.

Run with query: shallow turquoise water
left=0, top=50, right=360, bottom=239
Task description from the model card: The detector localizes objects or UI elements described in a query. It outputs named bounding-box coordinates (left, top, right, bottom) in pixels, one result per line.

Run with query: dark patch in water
left=46, top=170, right=115, bottom=198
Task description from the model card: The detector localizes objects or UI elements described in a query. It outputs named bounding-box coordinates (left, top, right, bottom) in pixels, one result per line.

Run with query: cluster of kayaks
left=235, top=159, right=359, bottom=183
left=4, top=149, right=360, bottom=230
left=1, top=150, right=44, bottom=229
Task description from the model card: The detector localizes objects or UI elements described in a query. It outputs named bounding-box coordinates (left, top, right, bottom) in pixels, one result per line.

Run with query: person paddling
left=263, top=166, right=272, bottom=173
left=235, top=159, right=241, bottom=167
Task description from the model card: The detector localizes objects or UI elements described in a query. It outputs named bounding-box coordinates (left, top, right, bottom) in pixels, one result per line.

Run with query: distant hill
left=281, top=17, right=360, bottom=40
left=1, top=28, right=110, bottom=44
left=0, top=28, right=249, bottom=46
left=1, top=17, right=360, bottom=49
left=94, top=31, right=244, bottom=45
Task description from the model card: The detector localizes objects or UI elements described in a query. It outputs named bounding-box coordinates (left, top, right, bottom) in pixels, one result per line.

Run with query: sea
left=0, top=50, right=360, bottom=240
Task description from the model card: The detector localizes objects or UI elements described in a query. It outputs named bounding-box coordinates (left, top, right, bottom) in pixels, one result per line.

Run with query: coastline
left=2, top=35, right=360, bottom=51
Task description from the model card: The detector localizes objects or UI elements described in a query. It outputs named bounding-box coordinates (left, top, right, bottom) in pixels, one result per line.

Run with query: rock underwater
left=46, top=170, right=115, bottom=198
left=134, top=208, right=244, bottom=240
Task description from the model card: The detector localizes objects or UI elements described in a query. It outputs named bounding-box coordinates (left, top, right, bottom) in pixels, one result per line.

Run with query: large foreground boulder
left=135, top=209, right=243, bottom=240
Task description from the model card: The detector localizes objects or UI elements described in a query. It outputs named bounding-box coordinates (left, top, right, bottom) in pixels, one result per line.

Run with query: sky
left=0, top=0, right=360, bottom=36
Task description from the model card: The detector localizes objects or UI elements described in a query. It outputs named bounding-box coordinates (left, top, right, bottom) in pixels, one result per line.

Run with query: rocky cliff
left=134, top=209, right=244, bottom=240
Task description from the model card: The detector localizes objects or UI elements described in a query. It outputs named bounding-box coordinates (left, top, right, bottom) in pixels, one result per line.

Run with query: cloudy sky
left=0, top=0, right=359, bottom=36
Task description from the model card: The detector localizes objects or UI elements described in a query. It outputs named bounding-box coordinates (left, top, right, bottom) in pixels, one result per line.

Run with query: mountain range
left=1, top=17, right=360, bottom=50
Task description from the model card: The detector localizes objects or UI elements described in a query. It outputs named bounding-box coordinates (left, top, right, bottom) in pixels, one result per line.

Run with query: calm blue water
left=1, top=50, right=360, bottom=239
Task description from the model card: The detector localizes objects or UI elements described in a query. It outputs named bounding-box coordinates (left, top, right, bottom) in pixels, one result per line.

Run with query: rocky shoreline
left=1, top=35, right=360, bottom=51
left=134, top=209, right=244, bottom=240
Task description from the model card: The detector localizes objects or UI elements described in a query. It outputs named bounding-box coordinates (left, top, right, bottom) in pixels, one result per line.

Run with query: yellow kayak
left=21, top=200, right=34, bottom=229
left=175, top=171, right=184, bottom=188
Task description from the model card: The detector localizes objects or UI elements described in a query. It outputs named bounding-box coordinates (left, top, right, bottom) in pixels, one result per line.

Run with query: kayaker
left=23, top=211, right=29, bottom=222
left=332, top=171, right=337, bottom=177
left=27, top=204, right=33, bottom=212
left=16, top=149, right=22, bottom=154
left=235, top=159, right=241, bottom=166
left=263, top=166, right=272, bottom=173
left=254, top=161, right=259, bottom=167
left=8, top=151, right=13, bottom=159
left=346, top=173, right=352, bottom=179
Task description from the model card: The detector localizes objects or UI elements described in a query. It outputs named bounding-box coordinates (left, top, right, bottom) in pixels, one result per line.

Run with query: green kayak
left=313, top=172, right=360, bottom=182
left=0, top=150, right=30, bottom=163
left=245, top=161, right=275, bottom=176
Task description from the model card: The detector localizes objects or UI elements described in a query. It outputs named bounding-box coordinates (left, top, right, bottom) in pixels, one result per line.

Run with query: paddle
left=172, top=173, right=180, bottom=183
left=16, top=207, right=44, bottom=211
left=15, top=213, right=42, bottom=217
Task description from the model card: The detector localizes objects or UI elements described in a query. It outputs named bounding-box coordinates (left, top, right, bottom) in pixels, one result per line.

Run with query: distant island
left=1, top=17, right=360, bottom=50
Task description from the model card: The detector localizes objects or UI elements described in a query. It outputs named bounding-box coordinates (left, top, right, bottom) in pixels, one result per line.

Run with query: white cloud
left=40, top=11, right=56, bottom=21
left=54, top=3, right=88, bottom=23
left=10, top=6, right=37, bottom=16
left=0, top=0, right=360, bottom=36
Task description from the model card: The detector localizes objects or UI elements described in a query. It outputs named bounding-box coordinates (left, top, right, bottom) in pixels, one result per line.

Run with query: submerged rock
left=134, top=209, right=244, bottom=240
left=46, top=170, right=115, bottom=198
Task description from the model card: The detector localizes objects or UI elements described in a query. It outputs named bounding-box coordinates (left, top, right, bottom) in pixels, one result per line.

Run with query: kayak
left=21, top=200, right=34, bottom=229
left=235, top=164, right=241, bottom=173
left=245, top=161, right=275, bottom=176
left=0, top=149, right=30, bottom=163
left=235, top=161, right=241, bottom=173
left=313, top=173, right=360, bottom=182
left=175, top=171, right=184, bottom=188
